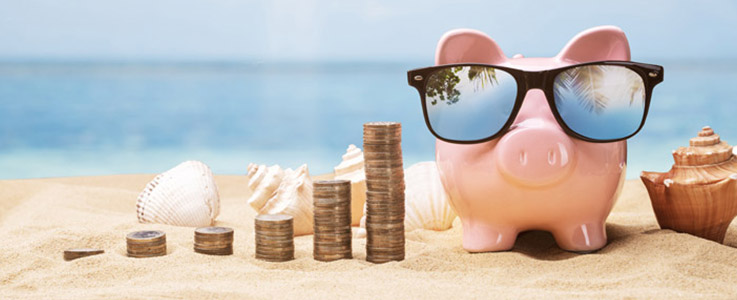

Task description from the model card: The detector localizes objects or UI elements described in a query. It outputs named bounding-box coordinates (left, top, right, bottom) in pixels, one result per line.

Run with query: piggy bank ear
left=557, top=25, right=631, bottom=63
left=435, top=29, right=507, bottom=65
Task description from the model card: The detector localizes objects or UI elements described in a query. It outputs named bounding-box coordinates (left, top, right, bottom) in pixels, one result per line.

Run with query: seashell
left=246, top=164, right=314, bottom=236
left=641, top=126, right=737, bottom=243
left=246, top=163, right=285, bottom=211
left=334, top=144, right=367, bottom=225
left=137, top=160, right=220, bottom=227
left=404, top=161, right=457, bottom=231
left=356, top=161, right=457, bottom=237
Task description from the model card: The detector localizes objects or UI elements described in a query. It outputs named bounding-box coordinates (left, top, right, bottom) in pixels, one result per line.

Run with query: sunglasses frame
left=407, top=60, right=664, bottom=144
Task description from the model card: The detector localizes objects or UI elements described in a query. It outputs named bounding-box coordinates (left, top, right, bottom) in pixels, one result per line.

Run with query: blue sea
left=1, top=60, right=736, bottom=179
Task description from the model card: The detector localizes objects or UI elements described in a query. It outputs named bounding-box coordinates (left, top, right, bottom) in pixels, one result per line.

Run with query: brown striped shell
left=640, top=126, right=737, bottom=243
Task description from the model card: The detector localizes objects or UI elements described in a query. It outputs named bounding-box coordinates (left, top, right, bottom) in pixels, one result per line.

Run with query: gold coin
left=313, top=242, right=352, bottom=249
left=364, top=137, right=401, bottom=144
left=255, top=239, right=293, bottom=246
left=313, top=207, right=352, bottom=214
left=127, top=253, right=166, bottom=258
left=364, top=159, right=404, bottom=168
left=255, top=244, right=295, bottom=250
left=366, top=211, right=404, bottom=217
left=195, top=247, right=233, bottom=256
left=255, top=241, right=294, bottom=248
left=366, top=239, right=405, bottom=247
left=363, top=152, right=402, bottom=160
left=314, top=254, right=352, bottom=262
left=362, top=143, right=402, bottom=151
left=254, top=228, right=293, bottom=235
left=254, top=228, right=293, bottom=234
left=363, top=132, right=401, bottom=139
left=314, top=234, right=352, bottom=241
left=127, top=251, right=166, bottom=258
left=63, top=248, right=104, bottom=261
left=363, top=127, right=401, bottom=135
left=314, top=179, right=351, bottom=187
left=255, top=255, right=294, bottom=262
left=366, top=221, right=404, bottom=229
left=194, top=244, right=232, bottom=251
left=126, top=239, right=167, bottom=246
left=194, top=235, right=234, bottom=241
left=195, top=226, right=233, bottom=235
left=363, top=127, right=401, bottom=134
left=313, top=216, right=352, bottom=223
left=364, top=168, right=404, bottom=178
left=255, top=249, right=295, bottom=256
left=366, top=255, right=404, bottom=263
left=255, top=214, right=293, bottom=224
left=313, top=197, right=351, bottom=205
left=126, top=230, right=165, bottom=242
left=254, top=228, right=294, bottom=235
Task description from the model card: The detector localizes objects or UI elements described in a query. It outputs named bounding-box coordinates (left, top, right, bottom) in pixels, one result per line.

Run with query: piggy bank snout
left=495, top=121, right=576, bottom=186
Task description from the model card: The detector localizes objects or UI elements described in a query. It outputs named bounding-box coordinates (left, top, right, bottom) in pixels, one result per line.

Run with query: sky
left=1, top=0, right=736, bottom=62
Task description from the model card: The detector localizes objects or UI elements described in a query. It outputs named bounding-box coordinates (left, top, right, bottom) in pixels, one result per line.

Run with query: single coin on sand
left=63, top=248, right=104, bottom=261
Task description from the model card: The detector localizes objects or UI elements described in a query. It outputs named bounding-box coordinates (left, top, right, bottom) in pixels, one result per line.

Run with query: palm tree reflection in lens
left=426, top=66, right=499, bottom=106
left=554, top=65, right=645, bottom=115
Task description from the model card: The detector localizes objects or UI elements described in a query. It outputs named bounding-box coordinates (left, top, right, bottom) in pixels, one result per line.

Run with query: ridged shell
left=404, top=161, right=457, bottom=231
left=246, top=163, right=284, bottom=211
left=641, top=126, right=737, bottom=243
left=356, top=161, right=457, bottom=237
left=333, top=144, right=367, bottom=226
left=246, top=164, right=314, bottom=236
left=136, top=160, right=220, bottom=227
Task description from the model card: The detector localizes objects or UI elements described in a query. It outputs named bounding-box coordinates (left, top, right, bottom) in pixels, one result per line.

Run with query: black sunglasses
left=407, top=61, right=664, bottom=144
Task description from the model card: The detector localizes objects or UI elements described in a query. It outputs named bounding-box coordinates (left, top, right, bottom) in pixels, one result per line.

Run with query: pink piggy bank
left=408, top=26, right=663, bottom=252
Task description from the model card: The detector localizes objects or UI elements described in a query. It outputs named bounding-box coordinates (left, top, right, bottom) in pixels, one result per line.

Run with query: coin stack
left=363, top=121, right=405, bottom=263
left=194, top=227, right=234, bottom=255
left=313, top=180, right=352, bottom=262
left=63, top=248, right=104, bottom=261
left=126, top=230, right=166, bottom=258
left=254, top=214, right=294, bottom=262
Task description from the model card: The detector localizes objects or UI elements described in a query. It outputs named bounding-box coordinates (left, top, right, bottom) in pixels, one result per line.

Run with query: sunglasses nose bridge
left=522, top=71, right=545, bottom=90
left=510, top=89, right=560, bottom=132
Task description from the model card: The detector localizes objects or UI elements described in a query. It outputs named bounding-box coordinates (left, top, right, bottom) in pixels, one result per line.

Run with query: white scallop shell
left=356, top=161, right=456, bottom=237
left=136, top=160, right=220, bottom=227
left=334, top=144, right=367, bottom=226
left=246, top=164, right=314, bottom=236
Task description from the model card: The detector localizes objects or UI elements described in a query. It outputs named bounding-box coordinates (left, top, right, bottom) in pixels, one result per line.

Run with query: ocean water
left=0, top=61, right=735, bottom=180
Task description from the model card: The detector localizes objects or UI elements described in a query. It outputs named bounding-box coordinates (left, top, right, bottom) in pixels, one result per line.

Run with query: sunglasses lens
left=424, top=66, right=518, bottom=142
left=553, top=65, right=646, bottom=141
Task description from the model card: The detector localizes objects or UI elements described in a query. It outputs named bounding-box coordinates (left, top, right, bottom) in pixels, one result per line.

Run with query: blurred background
left=1, top=0, right=736, bottom=179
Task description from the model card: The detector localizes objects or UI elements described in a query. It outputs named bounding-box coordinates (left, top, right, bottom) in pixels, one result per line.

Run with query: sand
left=1, top=175, right=736, bottom=299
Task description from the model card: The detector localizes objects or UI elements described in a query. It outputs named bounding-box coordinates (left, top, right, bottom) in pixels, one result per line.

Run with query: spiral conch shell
left=334, top=144, right=367, bottom=225
left=136, top=160, right=220, bottom=227
left=357, top=161, right=457, bottom=237
left=246, top=163, right=314, bottom=236
left=641, top=126, right=737, bottom=243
